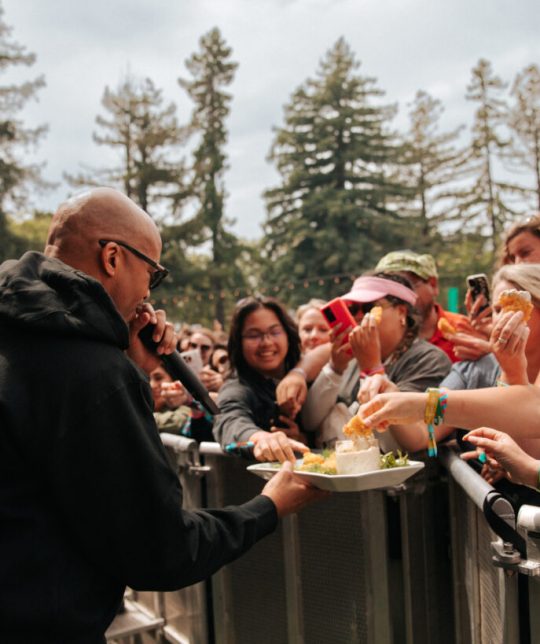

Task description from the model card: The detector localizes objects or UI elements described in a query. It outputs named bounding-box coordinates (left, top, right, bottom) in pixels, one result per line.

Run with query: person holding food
left=213, top=296, right=311, bottom=463
left=367, top=263, right=540, bottom=465
left=301, top=273, right=451, bottom=448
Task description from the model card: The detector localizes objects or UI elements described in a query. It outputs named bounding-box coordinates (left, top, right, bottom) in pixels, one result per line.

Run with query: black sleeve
left=47, top=367, right=277, bottom=591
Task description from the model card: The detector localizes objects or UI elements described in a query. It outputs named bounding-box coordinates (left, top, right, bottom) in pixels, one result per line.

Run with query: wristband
left=424, top=388, right=447, bottom=457
left=290, top=367, right=307, bottom=380
left=360, top=364, right=385, bottom=378
left=496, top=380, right=510, bottom=387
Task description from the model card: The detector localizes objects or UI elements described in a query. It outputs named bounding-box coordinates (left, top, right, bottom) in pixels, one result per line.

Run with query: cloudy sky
left=3, top=0, right=539, bottom=238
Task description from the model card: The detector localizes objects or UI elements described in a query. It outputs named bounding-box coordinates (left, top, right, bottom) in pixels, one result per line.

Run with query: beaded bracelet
left=424, top=388, right=448, bottom=457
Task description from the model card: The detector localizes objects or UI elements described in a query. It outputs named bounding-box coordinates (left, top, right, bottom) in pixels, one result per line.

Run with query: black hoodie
left=0, top=252, right=277, bottom=643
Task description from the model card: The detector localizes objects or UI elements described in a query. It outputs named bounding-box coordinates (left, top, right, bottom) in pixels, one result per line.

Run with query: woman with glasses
left=302, top=273, right=452, bottom=448
left=213, top=296, right=311, bottom=463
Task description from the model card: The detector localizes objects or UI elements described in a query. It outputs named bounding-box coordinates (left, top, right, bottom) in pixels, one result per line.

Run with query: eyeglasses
left=99, top=239, right=169, bottom=290
left=348, top=301, right=390, bottom=316
left=242, top=327, right=285, bottom=344
left=190, top=341, right=212, bottom=352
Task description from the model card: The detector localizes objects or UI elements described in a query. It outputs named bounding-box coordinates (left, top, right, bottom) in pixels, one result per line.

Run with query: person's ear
left=99, top=242, right=119, bottom=278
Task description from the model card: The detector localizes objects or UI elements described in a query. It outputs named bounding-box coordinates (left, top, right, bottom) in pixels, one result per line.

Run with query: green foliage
left=65, top=75, right=188, bottom=219
left=399, top=90, right=466, bottom=242
left=178, top=28, right=244, bottom=324
left=507, top=64, right=540, bottom=210
left=0, top=3, right=49, bottom=261
left=262, top=38, right=412, bottom=306
left=451, top=59, right=527, bottom=256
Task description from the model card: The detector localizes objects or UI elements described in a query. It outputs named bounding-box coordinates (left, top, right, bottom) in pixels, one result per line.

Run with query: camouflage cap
left=374, top=251, right=438, bottom=280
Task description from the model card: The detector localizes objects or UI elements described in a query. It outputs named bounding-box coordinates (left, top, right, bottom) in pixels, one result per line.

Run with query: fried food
left=343, top=415, right=373, bottom=439
left=369, top=306, right=383, bottom=324
left=437, top=317, right=456, bottom=336
left=301, top=452, right=325, bottom=466
left=299, top=450, right=336, bottom=474
left=497, top=289, right=533, bottom=322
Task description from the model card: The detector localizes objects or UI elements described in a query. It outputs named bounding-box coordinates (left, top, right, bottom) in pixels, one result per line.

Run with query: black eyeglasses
left=99, top=239, right=169, bottom=290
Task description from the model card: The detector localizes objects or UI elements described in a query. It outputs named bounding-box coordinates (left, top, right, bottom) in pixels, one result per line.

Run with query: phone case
left=467, top=274, right=490, bottom=301
left=320, top=298, right=357, bottom=353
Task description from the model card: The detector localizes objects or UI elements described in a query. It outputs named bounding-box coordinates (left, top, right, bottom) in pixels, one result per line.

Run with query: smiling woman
left=213, top=296, right=311, bottom=463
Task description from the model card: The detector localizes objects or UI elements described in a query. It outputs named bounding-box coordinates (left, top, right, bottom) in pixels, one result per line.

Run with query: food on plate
left=369, top=305, right=383, bottom=324
left=299, top=450, right=337, bottom=475
left=380, top=450, right=410, bottom=469
left=295, top=415, right=409, bottom=476
left=437, top=317, right=456, bottom=336
left=497, top=289, right=533, bottom=322
left=337, top=415, right=381, bottom=474
left=335, top=439, right=380, bottom=474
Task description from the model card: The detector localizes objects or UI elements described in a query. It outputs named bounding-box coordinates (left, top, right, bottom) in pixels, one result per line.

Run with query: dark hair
left=227, top=296, right=301, bottom=380
left=209, top=343, right=230, bottom=373
left=373, top=272, right=420, bottom=365
left=500, top=213, right=540, bottom=266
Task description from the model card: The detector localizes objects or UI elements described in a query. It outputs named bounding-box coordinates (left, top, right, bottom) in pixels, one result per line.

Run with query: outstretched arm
left=360, top=385, right=540, bottom=440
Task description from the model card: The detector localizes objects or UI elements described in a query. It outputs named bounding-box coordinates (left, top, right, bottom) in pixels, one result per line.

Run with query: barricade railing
left=107, top=438, right=540, bottom=644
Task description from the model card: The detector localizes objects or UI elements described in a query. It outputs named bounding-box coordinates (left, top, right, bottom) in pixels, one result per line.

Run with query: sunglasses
left=348, top=301, right=390, bottom=316
left=99, top=239, right=169, bottom=290
left=215, top=354, right=229, bottom=366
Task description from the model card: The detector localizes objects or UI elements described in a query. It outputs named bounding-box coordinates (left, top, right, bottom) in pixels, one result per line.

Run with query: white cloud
left=3, top=0, right=539, bottom=237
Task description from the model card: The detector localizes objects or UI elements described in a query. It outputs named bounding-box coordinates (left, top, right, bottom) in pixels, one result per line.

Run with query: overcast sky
left=3, top=0, right=539, bottom=238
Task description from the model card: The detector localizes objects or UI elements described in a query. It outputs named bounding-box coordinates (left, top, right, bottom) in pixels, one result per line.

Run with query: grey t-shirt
left=440, top=353, right=500, bottom=391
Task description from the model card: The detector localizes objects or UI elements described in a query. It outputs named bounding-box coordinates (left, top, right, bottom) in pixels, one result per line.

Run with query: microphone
left=139, top=324, right=220, bottom=416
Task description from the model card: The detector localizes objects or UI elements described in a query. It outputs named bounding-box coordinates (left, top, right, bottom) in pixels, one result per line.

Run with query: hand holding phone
left=320, top=298, right=357, bottom=355
left=466, top=273, right=490, bottom=316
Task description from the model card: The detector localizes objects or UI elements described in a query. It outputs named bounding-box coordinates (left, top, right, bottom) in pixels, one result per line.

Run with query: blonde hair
left=493, top=263, right=540, bottom=308
left=499, top=213, right=540, bottom=265
left=296, top=298, right=327, bottom=323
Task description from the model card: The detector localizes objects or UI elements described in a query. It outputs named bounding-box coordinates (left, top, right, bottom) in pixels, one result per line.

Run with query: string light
left=159, top=272, right=354, bottom=307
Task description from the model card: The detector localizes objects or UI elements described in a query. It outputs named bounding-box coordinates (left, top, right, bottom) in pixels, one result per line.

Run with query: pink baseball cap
left=340, top=276, right=418, bottom=306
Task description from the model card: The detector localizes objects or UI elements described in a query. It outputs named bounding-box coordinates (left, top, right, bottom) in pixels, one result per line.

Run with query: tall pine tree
left=453, top=59, right=524, bottom=254
left=262, top=38, right=410, bottom=305
left=66, top=75, right=187, bottom=219
left=0, top=2, right=48, bottom=259
left=400, top=90, right=465, bottom=245
left=178, top=27, right=243, bottom=325
left=507, top=64, right=540, bottom=210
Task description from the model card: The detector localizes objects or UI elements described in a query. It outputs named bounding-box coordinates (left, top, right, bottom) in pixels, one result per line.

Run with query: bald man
left=0, top=188, right=321, bottom=643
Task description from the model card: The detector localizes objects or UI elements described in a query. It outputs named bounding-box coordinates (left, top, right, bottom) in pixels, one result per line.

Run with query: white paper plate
left=247, top=460, right=424, bottom=492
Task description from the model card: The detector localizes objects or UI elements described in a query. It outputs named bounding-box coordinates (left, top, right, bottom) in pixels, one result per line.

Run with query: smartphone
left=466, top=273, right=490, bottom=314
left=180, top=349, right=203, bottom=375
left=320, top=298, right=357, bottom=353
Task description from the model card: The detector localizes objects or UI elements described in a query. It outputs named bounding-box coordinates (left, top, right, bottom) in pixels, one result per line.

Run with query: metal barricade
left=202, top=443, right=454, bottom=644
left=107, top=437, right=540, bottom=644
left=440, top=447, right=522, bottom=644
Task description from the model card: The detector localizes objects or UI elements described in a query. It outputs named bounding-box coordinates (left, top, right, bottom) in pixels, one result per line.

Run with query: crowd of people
left=3, top=184, right=540, bottom=641
left=157, top=213, right=540, bottom=513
